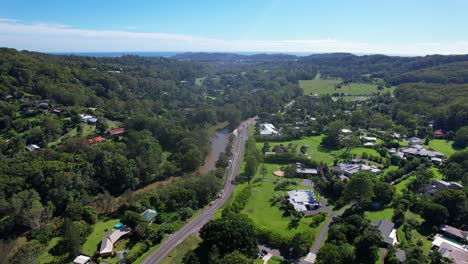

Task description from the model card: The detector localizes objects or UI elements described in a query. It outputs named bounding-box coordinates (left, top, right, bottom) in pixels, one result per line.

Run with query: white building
left=260, top=123, right=279, bottom=135
left=287, top=190, right=319, bottom=212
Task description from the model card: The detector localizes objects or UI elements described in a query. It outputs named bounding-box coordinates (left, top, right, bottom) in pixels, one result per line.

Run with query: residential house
left=361, top=136, right=377, bottom=142
left=424, top=180, right=463, bottom=196
left=141, top=209, right=158, bottom=224
left=432, top=234, right=468, bottom=264
left=439, top=225, right=468, bottom=244
left=434, top=129, right=445, bottom=138
left=409, top=137, right=422, bottom=146
left=372, top=219, right=399, bottom=245
left=260, top=123, right=279, bottom=135
left=79, top=114, right=98, bottom=124
left=88, top=137, right=106, bottom=144
left=73, top=255, right=91, bottom=264
left=272, top=145, right=288, bottom=154
left=107, top=127, right=126, bottom=136
left=99, top=227, right=131, bottom=256
left=287, top=190, right=319, bottom=212
left=26, top=144, right=40, bottom=152
left=296, top=163, right=318, bottom=177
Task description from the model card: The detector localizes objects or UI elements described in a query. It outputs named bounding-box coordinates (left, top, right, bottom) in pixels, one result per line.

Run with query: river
left=197, top=122, right=230, bottom=174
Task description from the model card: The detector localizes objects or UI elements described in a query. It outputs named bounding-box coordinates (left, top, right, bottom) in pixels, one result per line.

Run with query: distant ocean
left=50, top=51, right=321, bottom=58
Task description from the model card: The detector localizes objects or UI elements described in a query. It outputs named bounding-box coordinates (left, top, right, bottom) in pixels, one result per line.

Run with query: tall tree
left=344, top=172, right=374, bottom=210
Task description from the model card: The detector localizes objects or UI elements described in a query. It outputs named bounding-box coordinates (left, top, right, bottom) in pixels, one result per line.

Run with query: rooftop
left=108, top=127, right=126, bottom=136
left=73, top=255, right=91, bottom=264
left=141, top=209, right=158, bottom=223
left=372, top=219, right=398, bottom=245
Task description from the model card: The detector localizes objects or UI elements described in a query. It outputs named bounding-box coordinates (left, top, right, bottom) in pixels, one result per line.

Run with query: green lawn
left=268, top=255, right=285, bottom=264
left=37, top=237, right=61, bottom=264
left=299, top=73, right=341, bottom=95
left=428, top=139, right=460, bottom=157
left=394, top=176, right=416, bottom=195
left=257, top=135, right=340, bottom=165
left=394, top=167, right=443, bottom=195
left=240, top=179, right=315, bottom=239
left=365, top=208, right=394, bottom=221
left=299, top=74, right=394, bottom=97
left=82, top=218, right=120, bottom=256
left=428, top=167, right=443, bottom=180
left=161, top=235, right=202, bottom=264
left=48, top=124, right=96, bottom=147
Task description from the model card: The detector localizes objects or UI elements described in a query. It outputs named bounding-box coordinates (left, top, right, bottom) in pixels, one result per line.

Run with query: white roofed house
left=287, top=190, right=320, bottom=213
left=260, top=123, right=279, bottom=135
left=26, top=144, right=40, bottom=152
left=73, top=255, right=91, bottom=264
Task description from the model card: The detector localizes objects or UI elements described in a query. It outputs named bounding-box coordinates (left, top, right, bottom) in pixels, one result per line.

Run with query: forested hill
left=0, top=48, right=302, bottom=245
left=174, top=52, right=299, bottom=62
left=175, top=52, right=468, bottom=85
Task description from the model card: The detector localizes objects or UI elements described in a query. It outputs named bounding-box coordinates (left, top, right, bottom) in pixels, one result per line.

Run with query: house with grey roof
left=424, top=180, right=463, bottom=196
left=99, top=227, right=131, bottom=256
left=372, top=219, right=399, bottom=245
left=440, top=225, right=468, bottom=244
left=432, top=234, right=468, bottom=264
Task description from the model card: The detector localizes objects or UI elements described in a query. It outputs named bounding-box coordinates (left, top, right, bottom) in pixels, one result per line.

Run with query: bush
left=226, top=186, right=252, bottom=213
left=309, top=212, right=327, bottom=227
left=124, top=242, right=149, bottom=263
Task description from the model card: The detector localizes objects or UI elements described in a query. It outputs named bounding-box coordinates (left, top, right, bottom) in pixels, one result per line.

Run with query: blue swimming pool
left=115, top=223, right=123, bottom=228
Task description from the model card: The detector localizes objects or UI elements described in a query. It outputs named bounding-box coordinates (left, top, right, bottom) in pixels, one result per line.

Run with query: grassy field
left=299, top=76, right=341, bottom=95
left=240, top=176, right=316, bottom=239
left=37, top=237, right=61, bottom=264
left=365, top=208, right=394, bottom=221
left=428, top=139, right=460, bottom=157
left=161, top=235, right=202, bottom=264
left=394, top=176, right=415, bottom=195
left=82, top=218, right=120, bottom=256
left=257, top=135, right=382, bottom=166
left=48, top=124, right=96, bottom=147
left=394, top=167, right=443, bottom=195
left=195, top=77, right=206, bottom=86
left=299, top=74, right=394, bottom=97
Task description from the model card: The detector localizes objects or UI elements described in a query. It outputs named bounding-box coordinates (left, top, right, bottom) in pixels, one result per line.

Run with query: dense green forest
left=1, top=48, right=468, bottom=263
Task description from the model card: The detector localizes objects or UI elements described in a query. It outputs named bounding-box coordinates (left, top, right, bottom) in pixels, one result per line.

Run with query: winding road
left=141, top=119, right=254, bottom=264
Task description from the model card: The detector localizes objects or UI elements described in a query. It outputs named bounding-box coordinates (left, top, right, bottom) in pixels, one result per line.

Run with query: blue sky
left=1, top=0, right=467, bottom=54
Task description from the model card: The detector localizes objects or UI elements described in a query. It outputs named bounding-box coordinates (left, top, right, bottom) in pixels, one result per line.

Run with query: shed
left=141, top=209, right=158, bottom=223
left=73, top=255, right=90, bottom=264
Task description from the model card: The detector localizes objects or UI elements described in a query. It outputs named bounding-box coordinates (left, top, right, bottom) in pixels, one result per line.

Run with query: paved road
left=141, top=119, right=254, bottom=264
left=305, top=201, right=350, bottom=264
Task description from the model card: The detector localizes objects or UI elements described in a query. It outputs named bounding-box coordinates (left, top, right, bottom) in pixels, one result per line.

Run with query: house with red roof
left=107, top=127, right=126, bottom=136
left=88, top=137, right=106, bottom=144
left=434, top=129, right=445, bottom=137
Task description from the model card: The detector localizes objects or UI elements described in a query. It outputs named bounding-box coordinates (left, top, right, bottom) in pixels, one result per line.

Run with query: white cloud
left=0, top=18, right=467, bottom=55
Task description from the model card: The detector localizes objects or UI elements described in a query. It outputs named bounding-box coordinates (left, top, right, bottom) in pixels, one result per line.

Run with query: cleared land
left=299, top=74, right=395, bottom=98
left=365, top=208, right=394, bottom=221
left=428, top=139, right=461, bottom=157
left=256, top=134, right=381, bottom=165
